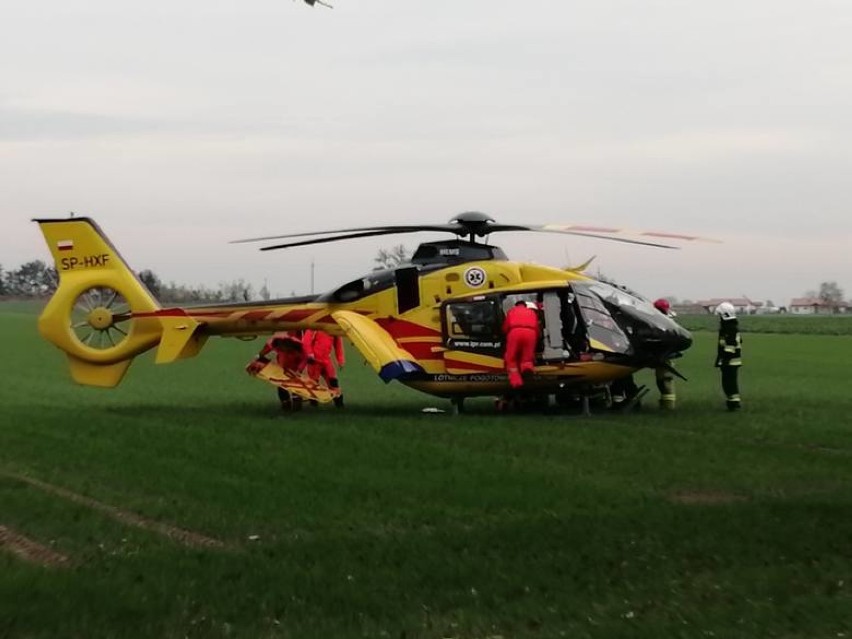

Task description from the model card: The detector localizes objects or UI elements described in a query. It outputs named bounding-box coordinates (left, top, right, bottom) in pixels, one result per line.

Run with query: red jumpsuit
left=502, top=304, right=539, bottom=388
left=259, top=331, right=305, bottom=371
left=302, top=330, right=345, bottom=384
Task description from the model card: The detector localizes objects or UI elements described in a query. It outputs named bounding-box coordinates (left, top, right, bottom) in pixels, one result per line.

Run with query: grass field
left=678, top=313, right=852, bottom=336
left=2, top=304, right=852, bottom=638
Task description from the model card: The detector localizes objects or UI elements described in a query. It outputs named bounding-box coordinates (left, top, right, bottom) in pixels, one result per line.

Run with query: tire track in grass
left=0, top=525, right=70, bottom=567
left=3, top=472, right=228, bottom=550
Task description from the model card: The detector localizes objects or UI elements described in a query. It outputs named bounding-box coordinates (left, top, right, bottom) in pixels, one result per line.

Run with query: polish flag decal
left=57, top=240, right=74, bottom=251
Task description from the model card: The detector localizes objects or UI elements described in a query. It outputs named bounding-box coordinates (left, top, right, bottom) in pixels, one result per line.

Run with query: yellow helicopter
left=34, top=212, right=702, bottom=410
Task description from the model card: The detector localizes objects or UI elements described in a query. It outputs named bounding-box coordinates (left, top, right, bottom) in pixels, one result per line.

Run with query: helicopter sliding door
left=540, top=291, right=568, bottom=361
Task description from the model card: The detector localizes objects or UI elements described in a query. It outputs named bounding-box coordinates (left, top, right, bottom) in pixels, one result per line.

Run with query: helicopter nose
left=666, top=325, right=693, bottom=353
left=633, top=322, right=692, bottom=358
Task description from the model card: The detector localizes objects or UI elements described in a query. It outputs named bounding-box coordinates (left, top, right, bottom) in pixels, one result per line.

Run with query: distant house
left=696, top=298, right=760, bottom=315
left=755, top=301, right=783, bottom=315
left=789, top=297, right=847, bottom=314
left=671, top=303, right=706, bottom=315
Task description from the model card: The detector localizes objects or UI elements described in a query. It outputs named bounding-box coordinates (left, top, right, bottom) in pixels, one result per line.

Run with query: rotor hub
left=87, top=307, right=114, bottom=330
left=449, top=211, right=498, bottom=240
left=71, top=286, right=131, bottom=350
left=450, top=211, right=495, bottom=225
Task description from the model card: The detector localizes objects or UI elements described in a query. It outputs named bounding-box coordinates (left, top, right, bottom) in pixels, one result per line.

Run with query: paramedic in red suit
left=256, top=331, right=305, bottom=372
left=249, top=331, right=306, bottom=410
left=502, top=301, right=540, bottom=388
left=302, top=329, right=346, bottom=407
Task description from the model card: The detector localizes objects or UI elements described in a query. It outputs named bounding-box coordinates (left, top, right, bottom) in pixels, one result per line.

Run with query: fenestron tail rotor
left=70, top=286, right=131, bottom=351
left=35, top=217, right=168, bottom=387
left=233, top=211, right=716, bottom=252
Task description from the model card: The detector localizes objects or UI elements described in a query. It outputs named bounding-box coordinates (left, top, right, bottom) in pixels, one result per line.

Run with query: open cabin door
left=440, top=298, right=505, bottom=375
left=439, top=289, right=589, bottom=374
left=500, top=289, right=587, bottom=363
left=540, top=291, right=572, bottom=361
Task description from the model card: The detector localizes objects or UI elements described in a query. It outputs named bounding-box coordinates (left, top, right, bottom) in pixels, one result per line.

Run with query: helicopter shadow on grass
left=100, top=398, right=459, bottom=423
left=103, top=400, right=277, bottom=423
left=61, top=393, right=643, bottom=424
left=299, top=399, right=633, bottom=420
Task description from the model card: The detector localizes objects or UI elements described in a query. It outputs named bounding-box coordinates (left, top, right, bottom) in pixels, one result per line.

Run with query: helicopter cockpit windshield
left=582, top=281, right=673, bottom=331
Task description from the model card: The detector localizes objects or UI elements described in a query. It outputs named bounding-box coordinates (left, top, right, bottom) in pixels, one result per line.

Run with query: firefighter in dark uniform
left=714, top=302, right=742, bottom=411
left=653, top=298, right=677, bottom=410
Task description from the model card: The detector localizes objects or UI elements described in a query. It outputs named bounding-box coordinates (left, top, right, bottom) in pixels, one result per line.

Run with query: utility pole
left=310, top=259, right=315, bottom=294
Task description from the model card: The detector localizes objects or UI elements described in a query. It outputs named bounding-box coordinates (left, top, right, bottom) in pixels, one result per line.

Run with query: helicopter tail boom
left=34, top=217, right=164, bottom=387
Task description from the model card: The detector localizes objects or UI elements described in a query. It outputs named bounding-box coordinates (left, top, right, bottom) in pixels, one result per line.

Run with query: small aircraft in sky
left=34, top=212, right=705, bottom=411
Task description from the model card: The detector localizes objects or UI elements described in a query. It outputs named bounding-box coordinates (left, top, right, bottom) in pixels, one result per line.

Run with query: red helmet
left=653, top=298, right=671, bottom=314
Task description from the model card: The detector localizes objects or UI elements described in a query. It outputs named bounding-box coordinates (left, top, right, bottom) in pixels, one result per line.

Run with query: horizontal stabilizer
left=155, top=317, right=209, bottom=363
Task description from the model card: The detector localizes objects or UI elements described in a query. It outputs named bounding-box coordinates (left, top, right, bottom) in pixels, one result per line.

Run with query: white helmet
left=715, top=301, right=737, bottom=319
left=525, top=301, right=538, bottom=310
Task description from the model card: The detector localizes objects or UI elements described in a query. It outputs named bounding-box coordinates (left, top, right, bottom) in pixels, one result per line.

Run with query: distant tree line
left=0, top=260, right=58, bottom=296
left=0, top=260, right=271, bottom=303
left=136, top=269, right=270, bottom=303
left=373, top=244, right=411, bottom=270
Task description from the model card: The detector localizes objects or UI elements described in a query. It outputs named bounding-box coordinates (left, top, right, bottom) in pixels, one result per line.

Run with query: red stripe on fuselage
left=397, top=341, right=444, bottom=361
left=241, top=310, right=273, bottom=321
left=375, top=318, right=441, bottom=339
left=280, top=309, right=317, bottom=322
left=444, top=357, right=502, bottom=373
left=132, top=308, right=238, bottom=319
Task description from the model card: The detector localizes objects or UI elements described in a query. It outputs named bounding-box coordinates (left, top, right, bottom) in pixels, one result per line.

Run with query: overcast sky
left=3, top=0, right=851, bottom=304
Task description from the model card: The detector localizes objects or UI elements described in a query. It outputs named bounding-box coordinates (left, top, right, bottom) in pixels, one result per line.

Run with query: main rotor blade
left=240, top=218, right=715, bottom=251
left=523, top=226, right=679, bottom=249
left=534, top=224, right=720, bottom=244
left=259, top=228, right=434, bottom=251
left=233, top=225, right=458, bottom=244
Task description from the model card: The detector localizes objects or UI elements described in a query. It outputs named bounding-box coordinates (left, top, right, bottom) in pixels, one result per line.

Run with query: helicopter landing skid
left=614, top=385, right=649, bottom=414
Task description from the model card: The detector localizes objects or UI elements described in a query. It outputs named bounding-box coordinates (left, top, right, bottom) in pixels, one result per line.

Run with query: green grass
left=0, top=299, right=46, bottom=316
left=679, top=312, right=852, bottom=335
left=2, top=306, right=852, bottom=638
